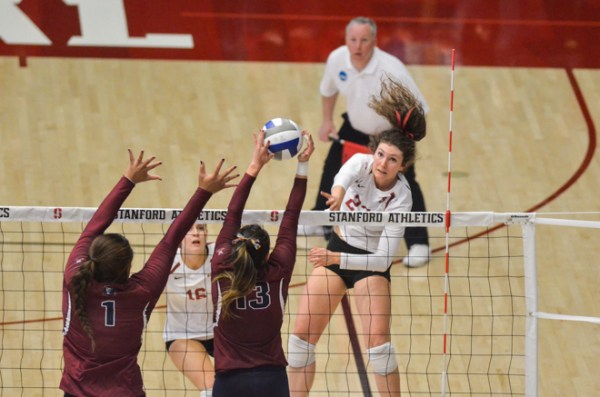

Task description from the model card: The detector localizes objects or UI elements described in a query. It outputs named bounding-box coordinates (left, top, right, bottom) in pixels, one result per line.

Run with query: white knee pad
left=367, top=342, right=398, bottom=375
left=287, top=334, right=316, bottom=368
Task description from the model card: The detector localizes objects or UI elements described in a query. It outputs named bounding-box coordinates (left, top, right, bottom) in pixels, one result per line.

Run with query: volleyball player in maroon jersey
left=211, top=130, right=314, bottom=397
left=60, top=149, right=238, bottom=397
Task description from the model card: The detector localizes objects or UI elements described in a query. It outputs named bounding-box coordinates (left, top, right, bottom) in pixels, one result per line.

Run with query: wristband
left=296, top=161, right=309, bottom=177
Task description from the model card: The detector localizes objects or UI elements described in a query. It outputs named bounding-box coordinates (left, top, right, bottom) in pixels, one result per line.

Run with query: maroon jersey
left=211, top=173, right=306, bottom=373
left=60, top=177, right=212, bottom=397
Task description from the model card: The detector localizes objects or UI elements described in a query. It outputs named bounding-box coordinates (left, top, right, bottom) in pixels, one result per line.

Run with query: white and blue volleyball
left=262, top=118, right=302, bottom=160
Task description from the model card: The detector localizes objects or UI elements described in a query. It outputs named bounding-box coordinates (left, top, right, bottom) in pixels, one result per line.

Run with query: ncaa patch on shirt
left=338, top=70, right=348, bottom=81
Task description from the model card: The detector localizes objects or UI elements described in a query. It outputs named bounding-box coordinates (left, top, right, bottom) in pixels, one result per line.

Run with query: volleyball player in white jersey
left=288, top=80, right=426, bottom=397
left=163, top=224, right=215, bottom=397
left=305, top=16, right=431, bottom=268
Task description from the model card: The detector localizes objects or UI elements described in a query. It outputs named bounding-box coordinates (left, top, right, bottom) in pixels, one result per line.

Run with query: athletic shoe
left=403, top=244, right=431, bottom=268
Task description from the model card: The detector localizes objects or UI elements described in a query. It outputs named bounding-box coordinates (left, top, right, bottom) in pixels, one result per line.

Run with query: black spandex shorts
left=165, top=338, right=214, bottom=357
left=213, top=366, right=289, bottom=397
left=325, top=232, right=391, bottom=289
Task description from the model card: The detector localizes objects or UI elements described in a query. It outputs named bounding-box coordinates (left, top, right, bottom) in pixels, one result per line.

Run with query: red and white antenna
left=441, top=48, right=456, bottom=396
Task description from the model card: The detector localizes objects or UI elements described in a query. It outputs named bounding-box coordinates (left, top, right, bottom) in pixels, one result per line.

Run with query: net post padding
left=522, top=221, right=538, bottom=397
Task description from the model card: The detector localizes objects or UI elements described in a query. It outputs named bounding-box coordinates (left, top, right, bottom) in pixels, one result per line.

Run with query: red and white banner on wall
left=0, top=0, right=336, bottom=63
left=1, top=0, right=192, bottom=48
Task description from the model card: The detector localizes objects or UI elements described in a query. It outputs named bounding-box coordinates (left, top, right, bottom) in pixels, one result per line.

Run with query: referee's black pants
left=313, top=113, right=429, bottom=249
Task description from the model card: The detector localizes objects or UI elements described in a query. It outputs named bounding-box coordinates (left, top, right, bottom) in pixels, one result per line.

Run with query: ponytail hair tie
left=233, top=234, right=262, bottom=250
left=395, top=107, right=416, bottom=141
left=402, top=107, right=415, bottom=129
left=394, top=110, right=402, bottom=127
left=395, top=107, right=415, bottom=129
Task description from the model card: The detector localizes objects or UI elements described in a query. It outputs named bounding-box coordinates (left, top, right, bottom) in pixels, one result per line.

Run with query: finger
left=255, top=130, right=266, bottom=146
left=128, top=148, right=134, bottom=163
left=137, top=149, right=145, bottom=164
left=199, top=160, right=206, bottom=177
left=145, top=160, right=162, bottom=171
left=213, top=158, right=225, bottom=175
left=142, top=156, right=157, bottom=168
left=222, top=165, right=238, bottom=177
left=320, top=191, right=332, bottom=199
left=223, top=174, right=240, bottom=184
left=147, top=174, right=162, bottom=181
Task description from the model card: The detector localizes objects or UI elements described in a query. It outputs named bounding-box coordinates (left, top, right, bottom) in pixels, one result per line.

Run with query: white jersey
left=163, top=243, right=214, bottom=342
left=333, top=154, right=412, bottom=272
left=320, top=46, right=429, bottom=135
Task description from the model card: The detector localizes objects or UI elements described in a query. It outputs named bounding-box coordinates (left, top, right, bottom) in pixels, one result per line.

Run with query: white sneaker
left=403, top=244, right=431, bottom=268
left=297, top=224, right=326, bottom=236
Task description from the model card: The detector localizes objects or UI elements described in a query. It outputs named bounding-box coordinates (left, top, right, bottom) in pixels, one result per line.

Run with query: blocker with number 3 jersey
left=211, top=173, right=306, bottom=373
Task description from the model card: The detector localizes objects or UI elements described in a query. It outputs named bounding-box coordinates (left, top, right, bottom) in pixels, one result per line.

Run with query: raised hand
left=297, top=131, right=315, bottom=163
left=198, top=159, right=239, bottom=193
left=124, top=149, right=162, bottom=184
left=247, top=130, right=274, bottom=177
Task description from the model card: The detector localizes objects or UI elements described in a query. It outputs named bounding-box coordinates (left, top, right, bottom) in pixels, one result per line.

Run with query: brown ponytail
left=71, top=259, right=97, bottom=351
left=369, top=77, right=427, bottom=142
left=214, top=225, right=270, bottom=319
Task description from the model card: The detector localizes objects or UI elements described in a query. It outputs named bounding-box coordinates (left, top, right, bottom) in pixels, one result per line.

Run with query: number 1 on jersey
left=101, top=300, right=116, bottom=326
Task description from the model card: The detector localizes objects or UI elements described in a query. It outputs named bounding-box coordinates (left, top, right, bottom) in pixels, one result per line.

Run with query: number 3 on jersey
left=235, top=282, right=271, bottom=310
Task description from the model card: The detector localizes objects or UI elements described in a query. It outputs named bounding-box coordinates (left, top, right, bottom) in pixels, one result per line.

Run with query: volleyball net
left=1, top=207, right=599, bottom=396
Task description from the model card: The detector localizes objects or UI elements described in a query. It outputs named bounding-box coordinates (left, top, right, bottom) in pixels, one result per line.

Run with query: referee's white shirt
left=320, top=46, right=429, bottom=135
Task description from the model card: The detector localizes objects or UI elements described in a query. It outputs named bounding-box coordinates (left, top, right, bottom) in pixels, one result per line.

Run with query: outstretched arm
left=138, top=159, right=238, bottom=297
left=67, top=150, right=162, bottom=276
left=246, top=130, right=273, bottom=177
left=270, top=132, right=314, bottom=274
left=213, top=130, right=273, bottom=266
left=224, top=130, right=272, bottom=227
